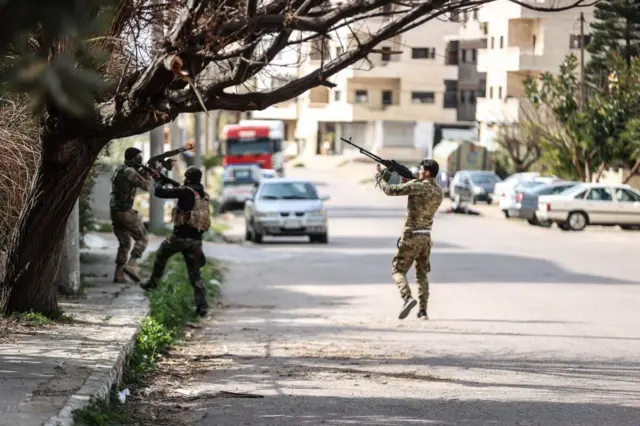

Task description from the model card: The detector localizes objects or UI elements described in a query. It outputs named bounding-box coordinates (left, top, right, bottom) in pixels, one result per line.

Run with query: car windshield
left=558, top=184, right=587, bottom=196
left=259, top=181, right=319, bottom=200
left=531, top=183, right=578, bottom=195
left=470, top=173, right=500, bottom=184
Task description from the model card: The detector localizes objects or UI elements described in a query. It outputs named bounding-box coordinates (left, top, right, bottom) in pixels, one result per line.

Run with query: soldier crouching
left=141, top=166, right=211, bottom=317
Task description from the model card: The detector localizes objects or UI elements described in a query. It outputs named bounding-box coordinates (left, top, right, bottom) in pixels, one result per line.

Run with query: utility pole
left=579, top=12, right=586, bottom=110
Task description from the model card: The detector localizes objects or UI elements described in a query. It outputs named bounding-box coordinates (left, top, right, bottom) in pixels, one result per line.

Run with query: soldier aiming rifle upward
left=109, top=146, right=193, bottom=283
left=341, top=137, right=444, bottom=320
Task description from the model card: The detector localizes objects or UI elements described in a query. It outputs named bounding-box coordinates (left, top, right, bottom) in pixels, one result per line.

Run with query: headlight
left=255, top=211, right=278, bottom=218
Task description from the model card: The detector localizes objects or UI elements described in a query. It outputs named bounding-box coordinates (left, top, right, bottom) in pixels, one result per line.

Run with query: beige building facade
left=474, top=0, right=594, bottom=149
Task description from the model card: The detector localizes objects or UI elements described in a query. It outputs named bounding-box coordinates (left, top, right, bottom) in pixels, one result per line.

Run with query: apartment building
left=445, top=8, right=488, bottom=123
left=250, top=11, right=477, bottom=160
left=475, top=0, right=594, bottom=149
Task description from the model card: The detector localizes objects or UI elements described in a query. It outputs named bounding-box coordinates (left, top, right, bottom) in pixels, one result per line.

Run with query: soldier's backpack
left=173, top=188, right=211, bottom=232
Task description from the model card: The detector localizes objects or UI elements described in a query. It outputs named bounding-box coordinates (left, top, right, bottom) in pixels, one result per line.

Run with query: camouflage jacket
left=109, top=163, right=152, bottom=212
left=376, top=170, right=443, bottom=232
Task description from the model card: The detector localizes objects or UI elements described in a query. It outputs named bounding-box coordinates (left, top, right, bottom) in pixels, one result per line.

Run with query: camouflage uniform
left=376, top=169, right=444, bottom=312
left=141, top=177, right=210, bottom=316
left=110, top=162, right=152, bottom=275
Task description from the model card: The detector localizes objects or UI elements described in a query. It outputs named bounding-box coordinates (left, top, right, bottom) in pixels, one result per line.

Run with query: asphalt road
left=139, top=163, right=640, bottom=426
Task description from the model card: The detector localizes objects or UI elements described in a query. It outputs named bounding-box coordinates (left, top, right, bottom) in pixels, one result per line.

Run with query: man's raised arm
left=123, top=167, right=153, bottom=192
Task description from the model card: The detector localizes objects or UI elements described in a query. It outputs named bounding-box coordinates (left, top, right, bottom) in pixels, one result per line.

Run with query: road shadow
left=256, top=236, right=462, bottom=250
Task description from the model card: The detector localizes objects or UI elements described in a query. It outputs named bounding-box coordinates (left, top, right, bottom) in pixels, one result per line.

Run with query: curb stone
left=43, top=282, right=149, bottom=426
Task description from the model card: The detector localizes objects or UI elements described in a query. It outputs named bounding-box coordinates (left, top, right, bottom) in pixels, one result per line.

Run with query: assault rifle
left=340, top=137, right=417, bottom=181
left=138, top=146, right=194, bottom=187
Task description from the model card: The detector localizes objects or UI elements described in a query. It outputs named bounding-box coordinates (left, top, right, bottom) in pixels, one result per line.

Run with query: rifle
left=138, top=146, right=194, bottom=187
left=340, top=137, right=417, bottom=181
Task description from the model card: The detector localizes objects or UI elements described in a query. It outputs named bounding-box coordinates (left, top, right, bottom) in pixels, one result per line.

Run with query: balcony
left=478, top=0, right=562, bottom=21
left=476, top=97, right=521, bottom=123
left=478, top=46, right=545, bottom=72
left=250, top=101, right=298, bottom=121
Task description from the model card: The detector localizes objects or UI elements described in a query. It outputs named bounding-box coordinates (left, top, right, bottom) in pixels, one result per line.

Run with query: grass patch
left=11, top=310, right=74, bottom=325
left=72, top=251, right=223, bottom=425
left=92, top=222, right=114, bottom=233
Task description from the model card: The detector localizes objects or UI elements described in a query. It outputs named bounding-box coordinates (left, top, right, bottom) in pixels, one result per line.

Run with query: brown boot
left=113, top=264, right=127, bottom=283
left=123, top=258, right=141, bottom=283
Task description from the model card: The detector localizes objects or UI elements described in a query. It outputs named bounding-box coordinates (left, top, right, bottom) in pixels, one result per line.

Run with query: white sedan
left=244, top=178, right=330, bottom=243
left=536, top=183, right=640, bottom=231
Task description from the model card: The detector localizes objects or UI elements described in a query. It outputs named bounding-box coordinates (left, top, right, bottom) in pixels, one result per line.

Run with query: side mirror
left=320, top=194, right=330, bottom=201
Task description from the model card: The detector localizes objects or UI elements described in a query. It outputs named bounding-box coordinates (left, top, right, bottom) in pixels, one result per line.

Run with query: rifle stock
left=339, top=137, right=417, bottom=180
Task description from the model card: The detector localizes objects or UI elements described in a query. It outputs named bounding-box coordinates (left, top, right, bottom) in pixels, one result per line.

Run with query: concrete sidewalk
left=0, top=242, right=148, bottom=426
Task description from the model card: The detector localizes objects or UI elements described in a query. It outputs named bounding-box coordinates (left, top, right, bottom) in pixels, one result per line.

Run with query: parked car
left=449, top=170, right=501, bottom=204
left=260, top=169, right=278, bottom=180
left=244, top=178, right=330, bottom=243
left=495, top=173, right=558, bottom=217
left=218, top=164, right=262, bottom=212
left=507, top=181, right=581, bottom=226
left=536, top=183, right=640, bottom=231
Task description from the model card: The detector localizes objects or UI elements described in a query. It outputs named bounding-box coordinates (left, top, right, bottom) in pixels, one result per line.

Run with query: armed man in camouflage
left=375, top=159, right=444, bottom=320
left=141, top=166, right=211, bottom=317
left=110, top=147, right=155, bottom=283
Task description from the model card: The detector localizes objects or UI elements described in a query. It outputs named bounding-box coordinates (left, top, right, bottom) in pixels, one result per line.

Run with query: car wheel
left=244, top=223, right=251, bottom=241
left=558, top=222, right=571, bottom=231
left=250, top=221, right=264, bottom=243
left=486, top=198, right=492, bottom=205
left=567, top=211, right=588, bottom=231
left=538, top=219, right=553, bottom=228
left=527, top=218, right=536, bottom=226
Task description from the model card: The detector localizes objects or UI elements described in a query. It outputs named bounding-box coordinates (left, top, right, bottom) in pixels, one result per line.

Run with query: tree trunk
left=593, top=163, right=606, bottom=183
left=55, top=200, right=81, bottom=295
left=623, top=160, right=640, bottom=184
left=0, top=137, right=100, bottom=315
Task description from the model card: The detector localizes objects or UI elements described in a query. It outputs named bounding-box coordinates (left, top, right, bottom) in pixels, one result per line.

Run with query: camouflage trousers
left=392, top=232, right=433, bottom=310
left=148, top=235, right=208, bottom=311
left=111, top=209, right=148, bottom=265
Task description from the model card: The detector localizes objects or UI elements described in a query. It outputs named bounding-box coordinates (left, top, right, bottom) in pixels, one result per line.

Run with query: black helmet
left=184, top=166, right=202, bottom=184
left=124, top=147, right=142, bottom=162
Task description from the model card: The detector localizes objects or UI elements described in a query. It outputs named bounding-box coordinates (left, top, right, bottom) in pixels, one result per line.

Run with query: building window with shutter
left=473, top=8, right=479, bottom=20
left=355, top=90, right=368, bottom=103
left=569, top=34, right=591, bottom=49
left=462, top=49, right=467, bottom=63
left=490, top=37, right=495, bottom=49
left=460, top=91, right=466, bottom=104
left=498, top=86, right=503, bottom=99
left=500, top=36, right=504, bottom=48
left=381, top=46, right=392, bottom=61
left=334, top=90, right=342, bottom=101
left=472, top=49, right=477, bottom=62
left=470, top=91, right=476, bottom=104
left=411, top=91, right=435, bottom=104
left=489, top=86, right=494, bottom=99
left=411, top=47, right=436, bottom=59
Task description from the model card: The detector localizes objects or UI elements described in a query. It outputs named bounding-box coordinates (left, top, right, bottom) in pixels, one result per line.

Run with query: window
left=461, top=49, right=467, bottom=62
left=570, top=34, right=592, bottom=49
left=473, top=8, right=479, bottom=20
left=498, top=86, right=503, bottom=99
left=381, top=46, right=392, bottom=61
left=450, top=10, right=460, bottom=21
left=412, top=47, right=435, bottom=59
left=489, top=86, right=494, bottom=99
left=354, top=90, right=368, bottom=103
left=586, top=187, right=613, bottom=201
left=336, top=46, right=344, bottom=56
left=532, top=35, right=537, bottom=48
left=334, top=90, right=342, bottom=101
left=443, top=80, right=458, bottom=108
left=490, top=37, right=494, bottom=49
left=411, top=91, right=435, bottom=104
left=472, top=49, right=477, bottom=62
left=382, top=90, right=393, bottom=105
left=481, top=22, right=488, bottom=35
left=574, top=190, right=587, bottom=199
left=382, top=3, right=392, bottom=13
left=469, top=91, right=476, bottom=104
left=460, top=90, right=466, bottom=104
left=500, top=36, right=504, bottom=48
left=259, top=182, right=319, bottom=200
left=615, top=188, right=640, bottom=202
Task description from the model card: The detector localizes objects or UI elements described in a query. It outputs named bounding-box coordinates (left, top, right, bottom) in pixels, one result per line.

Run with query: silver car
left=508, top=181, right=580, bottom=226
left=244, top=178, right=330, bottom=243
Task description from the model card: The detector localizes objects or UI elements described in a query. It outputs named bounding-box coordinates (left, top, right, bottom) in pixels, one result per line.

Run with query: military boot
left=194, top=285, right=209, bottom=317
left=417, top=309, right=428, bottom=320
left=123, top=257, right=141, bottom=283
left=398, top=296, right=417, bottom=320
left=113, top=264, right=127, bottom=283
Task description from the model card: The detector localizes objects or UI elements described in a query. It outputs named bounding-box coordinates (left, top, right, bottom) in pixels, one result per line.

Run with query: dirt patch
left=0, top=317, right=41, bottom=343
